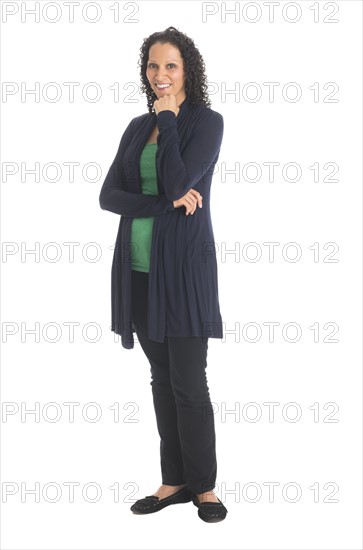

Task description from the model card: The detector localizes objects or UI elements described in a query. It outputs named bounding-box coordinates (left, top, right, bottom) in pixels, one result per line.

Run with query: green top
left=130, top=143, right=158, bottom=272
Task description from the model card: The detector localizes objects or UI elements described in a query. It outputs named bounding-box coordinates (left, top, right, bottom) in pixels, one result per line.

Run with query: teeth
left=156, top=84, right=171, bottom=89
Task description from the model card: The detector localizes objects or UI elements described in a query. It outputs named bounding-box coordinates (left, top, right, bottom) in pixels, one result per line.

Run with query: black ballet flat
left=130, top=486, right=192, bottom=514
left=192, top=493, right=228, bottom=522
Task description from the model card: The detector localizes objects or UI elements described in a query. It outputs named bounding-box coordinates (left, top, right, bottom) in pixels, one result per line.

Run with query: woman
left=99, top=26, right=227, bottom=523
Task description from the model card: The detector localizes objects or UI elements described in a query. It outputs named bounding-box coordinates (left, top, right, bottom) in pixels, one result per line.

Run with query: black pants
left=131, top=269, right=217, bottom=495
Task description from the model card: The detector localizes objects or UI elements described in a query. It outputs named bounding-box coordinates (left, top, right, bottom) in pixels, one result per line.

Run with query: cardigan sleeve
left=156, top=108, right=224, bottom=202
left=99, top=118, right=175, bottom=217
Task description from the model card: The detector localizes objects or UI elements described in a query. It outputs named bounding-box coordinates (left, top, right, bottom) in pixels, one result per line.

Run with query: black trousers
left=131, top=269, right=217, bottom=495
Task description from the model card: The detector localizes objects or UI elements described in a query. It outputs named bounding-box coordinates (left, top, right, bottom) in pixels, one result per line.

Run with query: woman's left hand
left=153, top=94, right=180, bottom=117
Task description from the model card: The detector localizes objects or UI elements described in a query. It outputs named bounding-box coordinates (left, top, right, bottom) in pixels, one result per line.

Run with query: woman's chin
left=155, top=87, right=173, bottom=96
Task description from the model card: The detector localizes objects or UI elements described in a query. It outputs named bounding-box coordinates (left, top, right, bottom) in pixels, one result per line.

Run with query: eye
left=147, top=63, right=176, bottom=69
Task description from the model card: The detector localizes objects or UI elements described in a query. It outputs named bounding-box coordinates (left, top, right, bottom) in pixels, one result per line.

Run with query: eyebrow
left=148, top=59, right=179, bottom=63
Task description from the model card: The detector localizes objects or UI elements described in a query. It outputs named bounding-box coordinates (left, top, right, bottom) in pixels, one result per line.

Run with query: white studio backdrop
left=1, top=1, right=362, bottom=549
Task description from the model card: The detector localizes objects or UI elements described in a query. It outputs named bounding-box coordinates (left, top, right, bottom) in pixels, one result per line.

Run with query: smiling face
left=146, top=41, right=186, bottom=106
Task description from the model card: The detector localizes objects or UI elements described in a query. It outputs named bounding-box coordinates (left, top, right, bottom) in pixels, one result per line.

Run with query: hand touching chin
left=153, top=94, right=179, bottom=117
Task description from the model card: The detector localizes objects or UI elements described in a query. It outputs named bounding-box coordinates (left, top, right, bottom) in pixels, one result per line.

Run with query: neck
left=176, top=92, right=187, bottom=107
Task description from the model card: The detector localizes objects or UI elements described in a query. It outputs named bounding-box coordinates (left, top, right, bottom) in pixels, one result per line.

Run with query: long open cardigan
left=99, top=97, right=224, bottom=349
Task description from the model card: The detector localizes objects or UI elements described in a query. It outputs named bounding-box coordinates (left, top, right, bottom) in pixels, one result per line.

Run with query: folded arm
left=156, top=108, right=224, bottom=202
left=99, top=118, right=175, bottom=217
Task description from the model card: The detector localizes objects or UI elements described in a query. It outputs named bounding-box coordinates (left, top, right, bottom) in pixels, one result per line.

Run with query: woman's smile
left=155, top=82, right=172, bottom=91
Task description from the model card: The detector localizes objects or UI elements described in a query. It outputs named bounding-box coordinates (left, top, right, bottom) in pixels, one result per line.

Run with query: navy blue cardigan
left=99, top=97, right=224, bottom=349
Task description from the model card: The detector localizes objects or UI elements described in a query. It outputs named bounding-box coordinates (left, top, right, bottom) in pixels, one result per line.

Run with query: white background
left=1, top=1, right=362, bottom=549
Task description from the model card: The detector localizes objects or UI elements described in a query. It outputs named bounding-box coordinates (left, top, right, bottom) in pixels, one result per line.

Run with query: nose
left=155, top=66, right=167, bottom=80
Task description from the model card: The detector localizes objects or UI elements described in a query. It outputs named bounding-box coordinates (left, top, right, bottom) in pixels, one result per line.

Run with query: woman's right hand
left=173, top=188, right=203, bottom=215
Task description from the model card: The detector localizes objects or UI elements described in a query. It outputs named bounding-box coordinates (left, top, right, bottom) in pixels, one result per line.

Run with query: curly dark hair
left=138, top=26, right=211, bottom=114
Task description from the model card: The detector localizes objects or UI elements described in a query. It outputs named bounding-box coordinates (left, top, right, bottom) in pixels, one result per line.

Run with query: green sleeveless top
left=130, top=143, right=158, bottom=272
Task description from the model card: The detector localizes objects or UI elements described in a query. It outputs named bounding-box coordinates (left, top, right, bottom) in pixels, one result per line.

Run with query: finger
left=183, top=196, right=195, bottom=215
left=186, top=197, right=197, bottom=215
left=188, top=189, right=203, bottom=205
left=189, top=193, right=202, bottom=211
left=184, top=197, right=193, bottom=215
